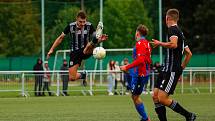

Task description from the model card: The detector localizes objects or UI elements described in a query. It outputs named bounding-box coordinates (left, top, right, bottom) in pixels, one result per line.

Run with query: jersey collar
left=136, top=36, right=145, bottom=41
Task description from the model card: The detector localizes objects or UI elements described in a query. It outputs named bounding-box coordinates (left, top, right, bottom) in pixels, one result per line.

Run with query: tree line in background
left=0, top=0, right=214, bottom=57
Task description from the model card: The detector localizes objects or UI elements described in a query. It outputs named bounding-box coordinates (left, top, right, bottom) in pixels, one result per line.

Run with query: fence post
left=56, top=72, right=60, bottom=96
left=21, top=72, right=25, bottom=97
left=121, top=72, right=124, bottom=95
left=152, top=72, right=155, bottom=90
left=190, top=69, right=192, bottom=86
left=89, top=72, right=93, bottom=96
left=210, top=71, right=212, bottom=93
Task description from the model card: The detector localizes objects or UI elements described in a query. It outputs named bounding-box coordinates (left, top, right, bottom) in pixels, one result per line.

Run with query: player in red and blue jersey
left=120, top=24, right=151, bottom=121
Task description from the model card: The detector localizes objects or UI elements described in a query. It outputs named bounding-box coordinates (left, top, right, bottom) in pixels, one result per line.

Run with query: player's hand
left=178, top=75, right=182, bottom=81
left=98, top=34, right=108, bottom=43
left=46, top=49, right=53, bottom=60
left=120, top=65, right=127, bottom=71
left=181, top=64, right=186, bottom=70
left=149, top=41, right=156, bottom=48
left=152, top=39, right=160, bottom=48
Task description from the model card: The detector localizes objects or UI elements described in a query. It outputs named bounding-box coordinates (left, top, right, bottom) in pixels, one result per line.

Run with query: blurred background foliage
left=0, top=0, right=215, bottom=57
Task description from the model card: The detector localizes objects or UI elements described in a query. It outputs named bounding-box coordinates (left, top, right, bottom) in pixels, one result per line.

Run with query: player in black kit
left=152, top=9, right=196, bottom=121
left=47, top=10, right=107, bottom=83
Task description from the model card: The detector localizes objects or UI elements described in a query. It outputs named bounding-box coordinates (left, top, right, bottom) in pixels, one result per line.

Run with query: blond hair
left=166, top=9, right=179, bottom=21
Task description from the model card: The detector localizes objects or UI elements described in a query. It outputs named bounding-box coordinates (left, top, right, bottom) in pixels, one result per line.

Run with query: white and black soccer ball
left=93, top=47, right=106, bottom=60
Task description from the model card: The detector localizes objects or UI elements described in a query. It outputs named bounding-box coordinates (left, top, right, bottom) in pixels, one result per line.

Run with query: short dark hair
left=136, top=24, right=148, bottom=36
left=166, top=9, right=179, bottom=21
left=77, top=10, right=86, bottom=19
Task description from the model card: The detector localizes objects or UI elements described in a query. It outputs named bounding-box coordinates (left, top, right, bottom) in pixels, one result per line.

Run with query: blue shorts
left=130, top=76, right=149, bottom=95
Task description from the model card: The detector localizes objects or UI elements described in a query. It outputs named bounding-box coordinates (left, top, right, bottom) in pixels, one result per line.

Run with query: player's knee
left=152, top=88, right=159, bottom=100
left=132, top=95, right=141, bottom=104
left=132, top=95, right=138, bottom=101
left=152, top=93, right=159, bottom=102
left=158, top=95, right=169, bottom=106
left=159, top=99, right=169, bottom=106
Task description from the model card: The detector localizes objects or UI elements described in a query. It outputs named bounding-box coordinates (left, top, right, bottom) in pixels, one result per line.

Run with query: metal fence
left=0, top=68, right=214, bottom=97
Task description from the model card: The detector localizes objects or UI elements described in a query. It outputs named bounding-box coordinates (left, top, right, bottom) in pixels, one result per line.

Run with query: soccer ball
left=93, top=47, right=106, bottom=60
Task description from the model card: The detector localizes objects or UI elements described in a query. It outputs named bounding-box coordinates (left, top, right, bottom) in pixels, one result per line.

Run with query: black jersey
left=163, top=25, right=187, bottom=72
left=63, top=22, right=95, bottom=51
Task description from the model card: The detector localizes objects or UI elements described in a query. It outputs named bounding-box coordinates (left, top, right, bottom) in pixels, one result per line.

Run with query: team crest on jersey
left=83, top=30, right=88, bottom=34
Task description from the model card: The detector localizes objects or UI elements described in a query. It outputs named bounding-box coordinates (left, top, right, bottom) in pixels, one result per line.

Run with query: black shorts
left=69, top=49, right=92, bottom=67
left=154, top=70, right=182, bottom=95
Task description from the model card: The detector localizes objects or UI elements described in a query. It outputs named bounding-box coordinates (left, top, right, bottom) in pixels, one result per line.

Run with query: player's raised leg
left=68, top=64, right=86, bottom=81
left=68, top=64, right=80, bottom=81
left=83, top=22, right=108, bottom=55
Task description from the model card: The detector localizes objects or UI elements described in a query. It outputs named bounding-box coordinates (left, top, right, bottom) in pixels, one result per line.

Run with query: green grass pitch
left=0, top=93, right=214, bottom=121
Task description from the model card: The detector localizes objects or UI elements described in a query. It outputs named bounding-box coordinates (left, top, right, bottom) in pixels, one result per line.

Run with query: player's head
left=135, top=24, right=148, bottom=40
left=166, top=8, right=179, bottom=26
left=76, top=10, right=87, bottom=29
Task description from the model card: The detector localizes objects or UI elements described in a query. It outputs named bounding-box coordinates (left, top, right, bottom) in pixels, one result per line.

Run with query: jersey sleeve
left=89, top=24, right=96, bottom=35
left=168, top=27, right=179, bottom=38
left=63, top=25, right=70, bottom=34
left=125, top=41, right=145, bottom=70
left=184, top=38, right=189, bottom=48
left=89, top=23, right=98, bottom=44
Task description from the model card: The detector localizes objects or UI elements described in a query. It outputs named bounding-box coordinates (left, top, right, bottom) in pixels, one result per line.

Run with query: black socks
left=155, top=103, right=167, bottom=121
left=168, top=100, right=190, bottom=118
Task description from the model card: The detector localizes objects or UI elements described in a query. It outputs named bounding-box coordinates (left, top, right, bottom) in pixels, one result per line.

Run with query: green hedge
left=0, top=54, right=215, bottom=71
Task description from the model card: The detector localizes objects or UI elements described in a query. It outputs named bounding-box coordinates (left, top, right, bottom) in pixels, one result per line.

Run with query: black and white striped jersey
left=162, top=25, right=188, bottom=72
left=63, top=22, right=95, bottom=51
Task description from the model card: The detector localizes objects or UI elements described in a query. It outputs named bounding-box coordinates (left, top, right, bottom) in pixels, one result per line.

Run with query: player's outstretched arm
left=152, top=36, right=178, bottom=49
left=181, top=46, right=192, bottom=69
left=120, top=65, right=127, bottom=71
left=47, top=33, right=65, bottom=59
